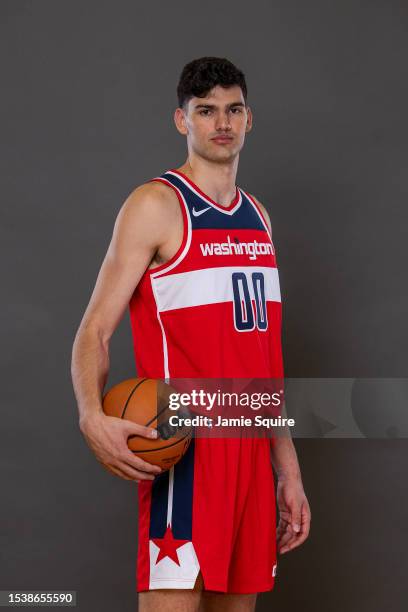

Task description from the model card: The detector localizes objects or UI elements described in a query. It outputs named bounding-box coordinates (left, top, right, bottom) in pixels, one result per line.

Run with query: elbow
left=71, top=318, right=111, bottom=360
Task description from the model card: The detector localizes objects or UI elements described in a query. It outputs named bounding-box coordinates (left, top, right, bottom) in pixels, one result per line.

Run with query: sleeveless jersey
left=128, top=168, right=283, bottom=380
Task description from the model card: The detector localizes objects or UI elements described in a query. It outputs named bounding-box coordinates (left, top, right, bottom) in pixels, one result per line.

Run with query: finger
left=116, top=460, right=156, bottom=481
left=288, top=529, right=309, bottom=550
left=122, top=451, right=162, bottom=474
left=277, top=527, right=293, bottom=549
left=303, top=501, right=312, bottom=527
left=279, top=546, right=290, bottom=554
left=280, top=521, right=301, bottom=547
left=298, top=503, right=312, bottom=540
left=282, top=526, right=301, bottom=551
left=280, top=537, right=300, bottom=553
left=276, top=520, right=289, bottom=541
left=280, top=535, right=304, bottom=554
left=276, top=514, right=290, bottom=536
left=279, top=530, right=298, bottom=553
left=125, top=421, right=158, bottom=440
left=292, top=501, right=311, bottom=538
left=291, top=505, right=302, bottom=536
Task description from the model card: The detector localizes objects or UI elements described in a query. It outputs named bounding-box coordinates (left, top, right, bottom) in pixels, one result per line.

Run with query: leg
left=199, top=591, right=257, bottom=612
left=138, top=571, right=204, bottom=612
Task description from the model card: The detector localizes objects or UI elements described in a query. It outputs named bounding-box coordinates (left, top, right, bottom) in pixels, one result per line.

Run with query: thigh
left=199, top=592, right=257, bottom=612
left=139, top=571, right=204, bottom=612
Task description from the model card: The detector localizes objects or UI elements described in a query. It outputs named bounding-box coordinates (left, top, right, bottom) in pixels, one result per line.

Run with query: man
left=71, top=56, right=311, bottom=612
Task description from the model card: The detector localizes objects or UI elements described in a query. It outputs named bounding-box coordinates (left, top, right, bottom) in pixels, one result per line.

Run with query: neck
left=177, top=155, right=239, bottom=207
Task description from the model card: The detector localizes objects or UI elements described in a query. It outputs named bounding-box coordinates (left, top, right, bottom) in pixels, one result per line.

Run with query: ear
left=174, top=107, right=188, bottom=136
left=245, top=106, right=253, bottom=133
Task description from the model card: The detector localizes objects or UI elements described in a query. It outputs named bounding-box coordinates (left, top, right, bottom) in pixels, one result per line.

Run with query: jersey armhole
left=244, top=190, right=273, bottom=240
left=145, top=177, right=190, bottom=276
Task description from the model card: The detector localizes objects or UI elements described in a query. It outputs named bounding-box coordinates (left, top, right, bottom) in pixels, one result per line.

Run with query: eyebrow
left=194, top=102, right=246, bottom=110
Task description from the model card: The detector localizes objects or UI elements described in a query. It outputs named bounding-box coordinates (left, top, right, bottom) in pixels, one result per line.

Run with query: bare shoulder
left=104, top=179, right=183, bottom=265
left=248, top=193, right=272, bottom=234
left=119, top=179, right=181, bottom=225
left=110, top=179, right=182, bottom=250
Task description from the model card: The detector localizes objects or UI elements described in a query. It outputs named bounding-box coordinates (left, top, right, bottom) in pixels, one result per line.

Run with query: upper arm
left=250, top=193, right=272, bottom=236
left=77, top=181, right=179, bottom=341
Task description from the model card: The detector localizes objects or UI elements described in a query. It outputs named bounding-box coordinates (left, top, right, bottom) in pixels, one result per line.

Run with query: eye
left=230, top=107, right=243, bottom=114
left=199, top=109, right=211, bottom=116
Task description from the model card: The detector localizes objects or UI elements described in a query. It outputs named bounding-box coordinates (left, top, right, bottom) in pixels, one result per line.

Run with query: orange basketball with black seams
left=102, top=377, right=192, bottom=471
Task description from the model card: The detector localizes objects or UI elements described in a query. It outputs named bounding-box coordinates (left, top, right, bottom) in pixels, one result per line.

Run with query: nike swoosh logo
left=192, top=205, right=212, bottom=217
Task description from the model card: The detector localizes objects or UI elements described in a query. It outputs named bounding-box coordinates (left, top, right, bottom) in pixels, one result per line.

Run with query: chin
left=202, top=148, right=238, bottom=164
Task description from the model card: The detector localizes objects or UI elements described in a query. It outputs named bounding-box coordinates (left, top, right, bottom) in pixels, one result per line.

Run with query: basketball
left=102, top=377, right=192, bottom=471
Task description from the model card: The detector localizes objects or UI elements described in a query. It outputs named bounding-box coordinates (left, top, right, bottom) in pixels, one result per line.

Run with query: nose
left=215, top=111, right=232, bottom=132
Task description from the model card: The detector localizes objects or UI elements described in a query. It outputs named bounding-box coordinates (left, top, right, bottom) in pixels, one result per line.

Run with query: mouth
left=211, top=136, right=234, bottom=144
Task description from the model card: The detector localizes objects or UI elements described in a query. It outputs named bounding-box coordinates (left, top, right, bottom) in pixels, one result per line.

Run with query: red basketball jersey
left=128, top=169, right=284, bottom=381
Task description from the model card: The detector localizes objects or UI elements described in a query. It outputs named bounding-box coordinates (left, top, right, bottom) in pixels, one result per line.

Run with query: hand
left=79, top=412, right=162, bottom=482
left=276, top=474, right=311, bottom=554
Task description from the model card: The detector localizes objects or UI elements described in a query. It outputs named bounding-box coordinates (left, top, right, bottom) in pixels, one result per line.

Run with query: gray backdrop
left=1, top=1, right=407, bottom=611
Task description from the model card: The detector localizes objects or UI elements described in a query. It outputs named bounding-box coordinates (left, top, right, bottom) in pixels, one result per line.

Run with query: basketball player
left=71, top=57, right=311, bottom=612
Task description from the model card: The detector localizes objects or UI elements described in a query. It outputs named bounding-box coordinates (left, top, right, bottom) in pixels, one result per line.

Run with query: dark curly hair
left=177, top=56, right=247, bottom=108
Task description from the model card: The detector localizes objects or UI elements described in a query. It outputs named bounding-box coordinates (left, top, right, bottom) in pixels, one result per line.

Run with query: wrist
left=79, top=407, right=105, bottom=432
left=275, top=468, right=302, bottom=483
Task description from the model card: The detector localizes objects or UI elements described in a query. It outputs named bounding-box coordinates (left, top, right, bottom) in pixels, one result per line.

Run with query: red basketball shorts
left=136, top=435, right=277, bottom=593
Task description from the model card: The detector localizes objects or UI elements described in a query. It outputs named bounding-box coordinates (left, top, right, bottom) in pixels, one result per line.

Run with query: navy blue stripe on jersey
left=149, top=470, right=169, bottom=538
left=161, top=172, right=267, bottom=232
left=171, top=438, right=195, bottom=540
left=148, top=438, right=195, bottom=540
left=190, top=199, right=266, bottom=231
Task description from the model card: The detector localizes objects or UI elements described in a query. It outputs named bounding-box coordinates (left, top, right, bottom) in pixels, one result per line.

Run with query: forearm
left=270, top=401, right=302, bottom=480
left=71, top=322, right=110, bottom=426
left=271, top=436, right=301, bottom=481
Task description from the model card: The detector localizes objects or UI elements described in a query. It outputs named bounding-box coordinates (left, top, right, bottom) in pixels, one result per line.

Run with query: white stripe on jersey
left=151, top=266, right=281, bottom=313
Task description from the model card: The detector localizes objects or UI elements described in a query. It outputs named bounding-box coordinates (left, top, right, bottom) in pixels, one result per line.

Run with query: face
left=174, top=85, right=252, bottom=163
